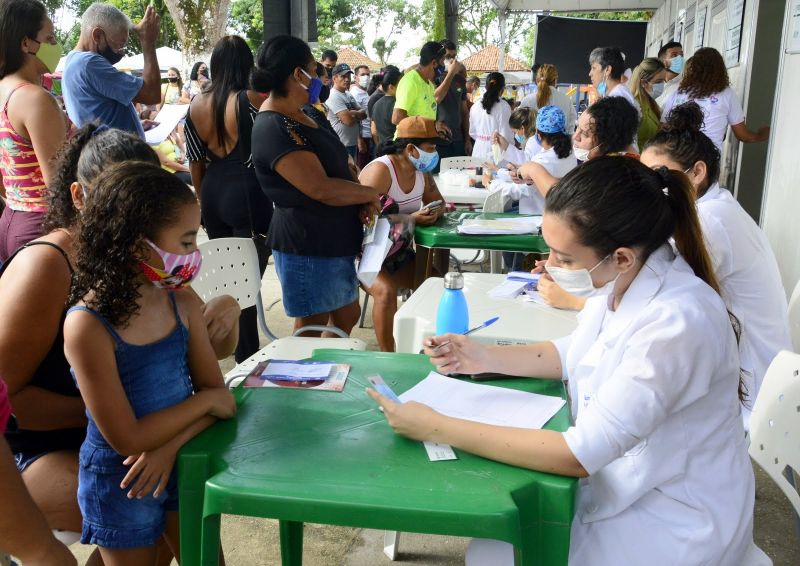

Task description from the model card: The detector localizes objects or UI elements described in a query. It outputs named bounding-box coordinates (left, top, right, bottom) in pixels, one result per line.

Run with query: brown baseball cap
left=395, top=116, right=438, bottom=140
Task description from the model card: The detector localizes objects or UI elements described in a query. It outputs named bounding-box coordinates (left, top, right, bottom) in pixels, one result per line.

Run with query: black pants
left=201, top=167, right=273, bottom=363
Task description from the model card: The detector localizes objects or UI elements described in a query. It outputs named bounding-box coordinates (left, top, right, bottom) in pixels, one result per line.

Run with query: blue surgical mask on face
left=514, top=133, right=526, bottom=145
left=669, top=55, right=684, bottom=74
left=300, top=68, right=324, bottom=104
left=409, top=145, right=440, bottom=173
left=597, top=79, right=607, bottom=97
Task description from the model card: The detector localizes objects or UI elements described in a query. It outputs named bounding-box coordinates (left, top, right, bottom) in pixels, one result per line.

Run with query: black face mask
left=199, top=70, right=208, bottom=78
left=99, top=31, right=124, bottom=65
left=168, top=77, right=178, bottom=83
left=319, top=84, right=330, bottom=104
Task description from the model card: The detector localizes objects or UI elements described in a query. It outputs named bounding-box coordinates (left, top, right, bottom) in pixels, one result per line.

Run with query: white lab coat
left=501, top=135, right=542, bottom=165
left=491, top=147, right=577, bottom=215
left=469, top=99, right=513, bottom=163
left=467, top=245, right=762, bottom=566
left=696, top=184, right=791, bottom=424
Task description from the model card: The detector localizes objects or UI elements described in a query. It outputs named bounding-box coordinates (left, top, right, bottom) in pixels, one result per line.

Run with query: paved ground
left=68, top=256, right=800, bottom=565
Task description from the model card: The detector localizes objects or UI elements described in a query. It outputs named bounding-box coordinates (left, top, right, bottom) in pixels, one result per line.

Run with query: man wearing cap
left=391, top=41, right=460, bottom=138
left=326, top=63, right=368, bottom=159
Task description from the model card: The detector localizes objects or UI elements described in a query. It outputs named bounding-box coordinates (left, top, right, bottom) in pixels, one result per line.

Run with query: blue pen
left=431, top=316, right=500, bottom=352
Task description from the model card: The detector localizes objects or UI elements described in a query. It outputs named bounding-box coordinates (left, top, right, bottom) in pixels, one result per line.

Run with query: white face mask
left=573, top=145, right=597, bottom=162
left=358, top=75, right=369, bottom=88
left=546, top=255, right=615, bottom=297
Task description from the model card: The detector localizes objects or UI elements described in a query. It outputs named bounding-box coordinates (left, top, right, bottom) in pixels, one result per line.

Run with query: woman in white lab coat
left=641, top=101, right=791, bottom=425
left=491, top=107, right=541, bottom=166
left=468, top=72, right=513, bottom=163
left=368, top=156, right=763, bottom=566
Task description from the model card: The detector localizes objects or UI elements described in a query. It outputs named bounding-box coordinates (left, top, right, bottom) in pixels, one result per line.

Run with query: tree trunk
left=163, top=0, right=231, bottom=65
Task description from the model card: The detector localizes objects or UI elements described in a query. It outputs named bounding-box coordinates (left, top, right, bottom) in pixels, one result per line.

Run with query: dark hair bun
left=250, top=67, right=274, bottom=93
left=665, top=101, right=704, bottom=133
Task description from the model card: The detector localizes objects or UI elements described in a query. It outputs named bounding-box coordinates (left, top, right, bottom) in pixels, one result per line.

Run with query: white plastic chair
left=749, top=350, right=800, bottom=515
left=789, top=280, right=800, bottom=352
left=192, top=238, right=366, bottom=387
left=439, top=156, right=485, bottom=173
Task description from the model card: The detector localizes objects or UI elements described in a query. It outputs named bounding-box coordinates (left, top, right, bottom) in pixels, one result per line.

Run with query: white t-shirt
left=607, top=83, right=640, bottom=116
left=696, top=183, right=792, bottom=424
left=660, top=86, right=745, bottom=151
left=349, top=85, right=372, bottom=139
left=519, top=86, right=578, bottom=133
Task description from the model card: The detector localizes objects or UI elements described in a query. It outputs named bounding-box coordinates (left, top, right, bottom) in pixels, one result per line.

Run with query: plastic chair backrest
left=482, top=188, right=509, bottom=213
left=440, top=156, right=485, bottom=173
left=749, top=350, right=800, bottom=515
left=193, top=238, right=262, bottom=310
left=789, top=279, right=800, bottom=352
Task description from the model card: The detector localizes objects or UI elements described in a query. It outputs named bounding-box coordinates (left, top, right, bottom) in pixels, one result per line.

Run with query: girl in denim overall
left=64, top=162, right=236, bottom=564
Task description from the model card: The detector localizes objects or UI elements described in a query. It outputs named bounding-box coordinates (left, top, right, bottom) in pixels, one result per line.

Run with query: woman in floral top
left=0, top=0, right=69, bottom=261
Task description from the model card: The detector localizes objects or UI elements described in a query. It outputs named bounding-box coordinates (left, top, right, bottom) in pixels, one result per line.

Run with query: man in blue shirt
left=62, top=2, right=161, bottom=138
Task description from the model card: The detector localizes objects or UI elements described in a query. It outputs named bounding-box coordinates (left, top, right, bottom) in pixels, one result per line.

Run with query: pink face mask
left=138, top=238, right=203, bottom=290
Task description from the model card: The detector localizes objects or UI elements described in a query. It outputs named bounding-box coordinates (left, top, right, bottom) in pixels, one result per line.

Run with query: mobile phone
left=421, top=200, right=443, bottom=212
left=368, top=374, right=402, bottom=403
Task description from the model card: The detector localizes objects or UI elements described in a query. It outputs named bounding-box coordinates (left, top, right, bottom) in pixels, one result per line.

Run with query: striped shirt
left=0, top=84, right=48, bottom=213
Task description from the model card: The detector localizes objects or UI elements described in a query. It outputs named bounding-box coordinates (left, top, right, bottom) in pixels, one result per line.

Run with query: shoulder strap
left=236, top=90, right=254, bottom=168
left=0, top=240, right=73, bottom=279
left=66, top=305, right=124, bottom=344
left=1, top=83, right=35, bottom=113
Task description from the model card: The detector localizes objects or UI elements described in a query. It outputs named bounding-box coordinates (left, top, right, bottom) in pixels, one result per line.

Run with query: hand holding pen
left=423, top=317, right=499, bottom=375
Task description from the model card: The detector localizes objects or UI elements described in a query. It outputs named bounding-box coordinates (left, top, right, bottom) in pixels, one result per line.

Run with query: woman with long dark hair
left=642, top=102, right=791, bottom=424
left=660, top=47, right=768, bottom=151
left=251, top=35, right=380, bottom=338
left=183, top=60, right=209, bottom=100
left=184, top=35, right=272, bottom=363
left=468, top=71, right=513, bottom=162
left=372, top=156, right=763, bottom=566
left=0, top=0, right=69, bottom=261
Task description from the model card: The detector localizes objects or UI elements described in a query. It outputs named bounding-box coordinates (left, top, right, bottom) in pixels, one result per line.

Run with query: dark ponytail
left=644, top=101, right=721, bottom=193
left=252, top=35, right=313, bottom=97
left=43, top=123, right=159, bottom=233
left=545, top=156, right=720, bottom=294
left=538, top=131, right=572, bottom=159
left=482, top=71, right=506, bottom=114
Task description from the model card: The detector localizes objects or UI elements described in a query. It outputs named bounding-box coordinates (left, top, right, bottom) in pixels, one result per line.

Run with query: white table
left=433, top=175, right=490, bottom=205
left=394, top=273, right=578, bottom=354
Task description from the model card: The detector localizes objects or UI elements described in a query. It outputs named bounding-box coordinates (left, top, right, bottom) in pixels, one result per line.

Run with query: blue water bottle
left=436, top=272, right=469, bottom=335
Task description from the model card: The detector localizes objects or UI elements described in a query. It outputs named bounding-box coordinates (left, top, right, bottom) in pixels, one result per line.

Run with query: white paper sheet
left=399, top=372, right=565, bottom=430
left=357, top=218, right=391, bottom=288
left=262, top=361, right=334, bottom=379
left=144, top=104, right=189, bottom=144
left=488, top=279, right=529, bottom=299
left=457, top=217, right=542, bottom=235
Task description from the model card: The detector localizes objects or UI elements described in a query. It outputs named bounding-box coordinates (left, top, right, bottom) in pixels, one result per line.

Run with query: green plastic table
left=415, top=212, right=550, bottom=278
left=178, top=350, right=576, bottom=566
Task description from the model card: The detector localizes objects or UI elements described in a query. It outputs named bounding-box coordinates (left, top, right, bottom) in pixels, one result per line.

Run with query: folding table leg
left=279, top=520, right=304, bottom=566
left=383, top=530, right=401, bottom=560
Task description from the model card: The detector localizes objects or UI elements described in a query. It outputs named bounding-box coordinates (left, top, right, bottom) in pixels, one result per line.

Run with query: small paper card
left=423, top=441, right=458, bottom=461
left=243, top=361, right=350, bottom=392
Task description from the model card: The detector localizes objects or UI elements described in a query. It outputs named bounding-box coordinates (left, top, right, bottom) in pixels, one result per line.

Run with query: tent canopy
left=490, top=0, right=664, bottom=11
left=115, top=46, right=184, bottom=72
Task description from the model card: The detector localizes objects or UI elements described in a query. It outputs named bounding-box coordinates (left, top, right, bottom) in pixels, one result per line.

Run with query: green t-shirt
left=394, top=69, right=436, bottom=120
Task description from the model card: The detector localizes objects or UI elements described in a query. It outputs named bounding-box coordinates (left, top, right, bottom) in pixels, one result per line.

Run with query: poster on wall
left=696, top=5, right=708, bottom=48
left=787, top=0, right=800, bottom=53
left=725, top=0, right=746, bottom=67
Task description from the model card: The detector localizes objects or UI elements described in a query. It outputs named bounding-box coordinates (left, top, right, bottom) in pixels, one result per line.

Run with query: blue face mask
left=669, top=55, right=684, bottom=74
left=514, top=133, right=526, bottom=145
left=409, top=146, right=440, bottom=173
left=300, top=69, right=324, bottom=104
left=597, top=79, right=607, bottom=97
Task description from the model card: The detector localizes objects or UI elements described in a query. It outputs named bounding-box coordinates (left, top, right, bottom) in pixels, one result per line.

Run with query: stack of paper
left=488, top=272, right=541, bottom=299
left=357, top=218, right=392, bottom=287
left=456, top=216, right=542, bottom=235
left=243, top=360, right=351, bottom=391
left=399, top=372, right=565, bottom=429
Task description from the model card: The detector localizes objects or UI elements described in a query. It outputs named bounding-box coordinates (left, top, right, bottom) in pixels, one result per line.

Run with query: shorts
left=0, top=208, right=45, bottom=262
left=14, top=449, right=48, bottom=473
left=78, top=442, right=179, bottom=549
left=272, top=251, right=358, bottom=318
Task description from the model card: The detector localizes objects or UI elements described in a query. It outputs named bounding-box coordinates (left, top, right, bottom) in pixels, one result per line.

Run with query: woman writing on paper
left=369, top=156, right=764, bottom=566
left=358, top=116, right=445, bottom=352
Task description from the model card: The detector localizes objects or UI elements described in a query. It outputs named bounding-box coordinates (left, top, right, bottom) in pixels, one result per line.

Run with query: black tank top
left=1, top=241, right=86, bottom=455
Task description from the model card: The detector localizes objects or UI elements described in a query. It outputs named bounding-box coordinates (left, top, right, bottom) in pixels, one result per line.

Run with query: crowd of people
left=0, top=0, right=792, bottom=564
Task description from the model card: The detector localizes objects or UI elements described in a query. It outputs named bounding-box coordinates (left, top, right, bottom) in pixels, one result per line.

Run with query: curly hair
left=69, top=162, right=198, bottom=328
left=584, top=96, right=639, bottom=155
left=43, top=124, right=159, bottom=233
left=679, top=47, right=730, bottom=100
